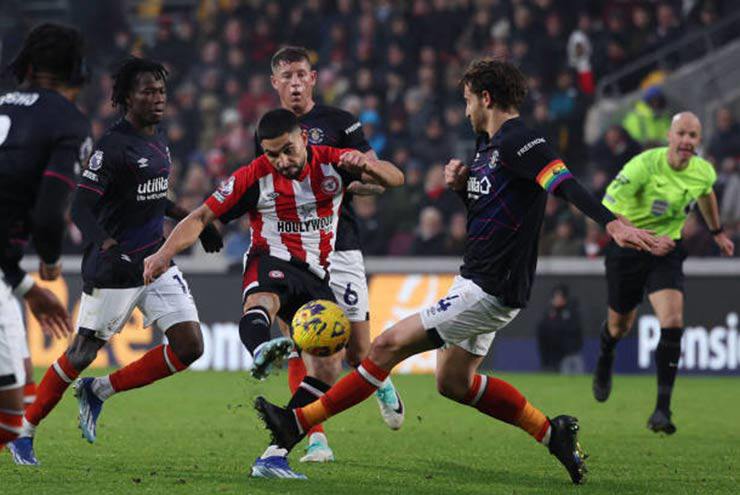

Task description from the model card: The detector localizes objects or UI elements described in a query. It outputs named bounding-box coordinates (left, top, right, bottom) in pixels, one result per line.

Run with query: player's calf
left=0, top=407, right=23, bottom=446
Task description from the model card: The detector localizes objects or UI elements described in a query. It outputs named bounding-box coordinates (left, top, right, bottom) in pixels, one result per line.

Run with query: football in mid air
left=292, top=299, right=351, bottom=356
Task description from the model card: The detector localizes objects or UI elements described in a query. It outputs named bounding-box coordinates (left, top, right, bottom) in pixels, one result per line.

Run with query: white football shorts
left=76, top=266, right=199, bottom=340
left=420, top=276, right=520, bottom=356
left=328, top=249, right=369, bottom=323
left=0, top=280, right=26, bottom=391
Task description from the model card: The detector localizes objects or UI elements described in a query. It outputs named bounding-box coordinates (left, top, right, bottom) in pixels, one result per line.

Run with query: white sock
left=261, top=444, right=288, bottom=459
left=20, top=416, right=36, bottom=438
left=540, top=425, right=552, bottom=447
left=308, top=432, right=328, bottom=446
left=91, top=376, right=114, bottom=401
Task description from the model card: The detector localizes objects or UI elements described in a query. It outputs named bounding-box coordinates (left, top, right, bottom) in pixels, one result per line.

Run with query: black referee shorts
left=242, top=254, right=336, bottom=323
left=604, top=240, right=687, bottom=314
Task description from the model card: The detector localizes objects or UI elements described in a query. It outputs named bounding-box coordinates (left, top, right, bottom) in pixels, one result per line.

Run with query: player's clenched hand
left=713, top=232, right=735, bottom=257
left=24, top=284, right=72, bottom=339
left=650, top=236, right=676, bottom=257
left=39, top=261, right=62, bottom=281
left=338, top=150, right=368, bottom=174
left=444, top=159, right=469, bottom=191
left=606, top=219, right=658, bottom=252
left=199, top=223, right=223, bottom=253
left=143, top=252, right=170, bottom=285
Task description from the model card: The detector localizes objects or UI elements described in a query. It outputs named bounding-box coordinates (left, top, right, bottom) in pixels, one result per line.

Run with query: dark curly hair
left=111, top=56, right=168, bottom=112
left=459, top=59, right=528, bottom=111
left=7, top=23, right=86, bottom=85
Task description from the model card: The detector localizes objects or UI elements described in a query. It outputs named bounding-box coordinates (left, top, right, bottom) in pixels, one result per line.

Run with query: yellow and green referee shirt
left=602, top=147, right=716, bottom=240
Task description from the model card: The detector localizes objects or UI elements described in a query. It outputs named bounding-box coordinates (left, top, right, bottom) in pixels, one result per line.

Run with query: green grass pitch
left=2, top=370, right=737, bottom=494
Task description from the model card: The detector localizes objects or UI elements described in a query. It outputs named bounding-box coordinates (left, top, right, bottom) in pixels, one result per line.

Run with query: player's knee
left=609, top=319, right=632, bottom=337
left=168, top=325, right=204, bottom=366
left=436, top=375, right=468, bottom=402
left=369, top=332, right=402, bottom=363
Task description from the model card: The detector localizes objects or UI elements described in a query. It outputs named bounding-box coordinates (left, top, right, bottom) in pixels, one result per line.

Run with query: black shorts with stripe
left=605, top=240, right=686, bottom=314
left=242, top=254, right=336, bottom=323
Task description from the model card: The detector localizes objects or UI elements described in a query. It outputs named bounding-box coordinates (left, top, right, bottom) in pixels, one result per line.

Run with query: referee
left=593, top=112, right=734, bottom=434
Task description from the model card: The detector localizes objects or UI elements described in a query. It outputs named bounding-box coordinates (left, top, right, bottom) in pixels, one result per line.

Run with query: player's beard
left=280, top=163, right=303, bottom=180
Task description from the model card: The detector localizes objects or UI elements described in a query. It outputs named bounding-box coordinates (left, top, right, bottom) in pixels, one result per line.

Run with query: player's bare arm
left=143, top=204, right=217, bottom=284
left=345, top=149, right=387, bottom=195
left=696, top=191, right=734, bottom=256
left=338, top=150, right=404, bottom=187
left=164, top=199, right=223, bottom=253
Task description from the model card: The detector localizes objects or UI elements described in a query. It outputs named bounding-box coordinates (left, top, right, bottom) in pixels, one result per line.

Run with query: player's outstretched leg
left=73, top=323, right=202, bottom=443
left=593, top=322, right=619, bottom=402
left=374, top=377, right=404, bottom=430
left=438, top=344, right=588, bottom=485
left=282, top=349, right=333, bottom=463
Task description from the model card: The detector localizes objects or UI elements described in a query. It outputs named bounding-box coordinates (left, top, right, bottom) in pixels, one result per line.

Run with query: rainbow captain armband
left=535, top=159, right=573, bottom=192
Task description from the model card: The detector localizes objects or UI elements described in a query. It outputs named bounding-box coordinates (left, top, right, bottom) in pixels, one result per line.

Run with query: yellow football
left=292, top=299, right=351, bottom=356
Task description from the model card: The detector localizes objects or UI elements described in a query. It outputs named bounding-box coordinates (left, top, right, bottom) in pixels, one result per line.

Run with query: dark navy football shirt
left=460, top=117, right=573, bottom=308
left=77, top=119, right=172, bottom=288
left=0, top=88, right=91, bottom=288
left=255, top=104, right=371, bottom=251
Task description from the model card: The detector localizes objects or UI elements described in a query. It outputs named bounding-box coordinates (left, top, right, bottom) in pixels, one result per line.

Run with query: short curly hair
left=459, top=59, right=528, bottom=111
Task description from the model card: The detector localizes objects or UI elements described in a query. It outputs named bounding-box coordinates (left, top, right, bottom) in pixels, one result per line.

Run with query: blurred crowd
left=2, top=0, right=740, bottom=263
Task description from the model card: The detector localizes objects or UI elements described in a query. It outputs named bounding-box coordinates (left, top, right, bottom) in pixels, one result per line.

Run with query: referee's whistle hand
left=606, top=219, right=657, bottom=252
left=650, top=236, right=675, bottom=256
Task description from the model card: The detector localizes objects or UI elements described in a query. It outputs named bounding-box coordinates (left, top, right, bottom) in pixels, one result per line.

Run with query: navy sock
left=287, top=376, right=331, bottom=409
left=239, top=306, right=271, bottom=355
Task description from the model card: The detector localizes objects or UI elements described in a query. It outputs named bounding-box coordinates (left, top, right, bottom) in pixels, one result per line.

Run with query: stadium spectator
left=707, top=107, right=740, bottom=165
left=354, top=195, right=389, bottom=256
left=537, top=284, right=584, bottom=373
left=223, top=216, right=251, bottom=272
left=409, top=206, right=446, bottom=256
left=590, top=125, right=642, bottom=180
left=5, top=0, right=739, bottom=258
left=445, top=212, right=467, bottom=256
left=622, top=86, right=672, bottom=147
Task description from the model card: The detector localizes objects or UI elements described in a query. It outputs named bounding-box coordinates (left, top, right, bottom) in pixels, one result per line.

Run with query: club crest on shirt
left=321, top=176, right=340, bottom=195
left=213, top=176, right=235, bottom=203
left=307, top=127, right=325, bottom=144
left=489, top=149, right=499, bottom=169
left=88, top=150, right=104, bottom=171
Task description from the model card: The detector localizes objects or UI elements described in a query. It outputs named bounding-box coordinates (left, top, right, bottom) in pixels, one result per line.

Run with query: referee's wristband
left=13, top=274, right=35, bottom=298
left=710, top=226, right=724, bottom=236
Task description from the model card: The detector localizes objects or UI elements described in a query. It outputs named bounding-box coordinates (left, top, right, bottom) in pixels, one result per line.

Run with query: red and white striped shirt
left=205, top=145, right=356, bottom=278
